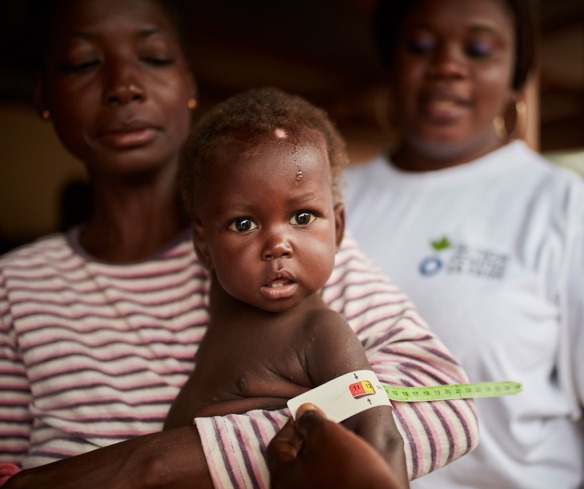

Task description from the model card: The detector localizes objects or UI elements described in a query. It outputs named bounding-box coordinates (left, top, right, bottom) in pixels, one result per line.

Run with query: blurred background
left=1, top=0, right=583, bottom=253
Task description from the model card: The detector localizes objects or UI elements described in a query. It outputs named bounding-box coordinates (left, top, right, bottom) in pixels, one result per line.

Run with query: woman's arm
left=320, top=234, right=480, bottom=479
left=4, top=427, right=213, bottom=489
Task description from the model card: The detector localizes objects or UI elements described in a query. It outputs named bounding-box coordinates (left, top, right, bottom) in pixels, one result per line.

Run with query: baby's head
left=179, top=87, right=348, bottom=221
left=179, top=87, right=349, bottom=311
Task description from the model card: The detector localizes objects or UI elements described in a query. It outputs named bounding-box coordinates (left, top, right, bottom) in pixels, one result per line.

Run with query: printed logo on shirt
left=419, top=236, right=508, bottom=279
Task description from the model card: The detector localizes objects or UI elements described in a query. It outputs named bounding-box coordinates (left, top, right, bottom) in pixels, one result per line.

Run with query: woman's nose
left=102, top=62, right=145, bottom=106
left=427, top=43, right=469, bottom=80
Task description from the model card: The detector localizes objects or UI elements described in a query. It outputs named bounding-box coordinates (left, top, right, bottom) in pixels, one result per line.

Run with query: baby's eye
left=228, top=218, right=257, bottom=233
left=290, top=211, right=316, bottom=226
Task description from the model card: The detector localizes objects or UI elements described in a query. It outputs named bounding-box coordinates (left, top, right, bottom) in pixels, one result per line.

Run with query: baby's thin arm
left=303, top=309, right=409, bottom=485
left=302, top=308, right=372, bottom=385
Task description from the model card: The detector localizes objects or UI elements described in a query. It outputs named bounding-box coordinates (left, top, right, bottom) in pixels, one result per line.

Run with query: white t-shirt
left=344, top=141, right=584, bottom=489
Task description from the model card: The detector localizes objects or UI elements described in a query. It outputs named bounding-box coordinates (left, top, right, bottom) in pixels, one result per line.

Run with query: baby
left=165, top=87, right=408, bottom=482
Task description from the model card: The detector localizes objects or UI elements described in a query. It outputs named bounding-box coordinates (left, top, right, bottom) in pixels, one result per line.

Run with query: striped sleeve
left=0, top=231, right=209, bottom=468
left=196, top=234, right=479, bottom=487
left=0, top=273, right=32, bottom=466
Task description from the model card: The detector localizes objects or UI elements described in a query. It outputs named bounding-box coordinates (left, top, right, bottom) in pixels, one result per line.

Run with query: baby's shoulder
left=300, top=307, right=355, bottom=344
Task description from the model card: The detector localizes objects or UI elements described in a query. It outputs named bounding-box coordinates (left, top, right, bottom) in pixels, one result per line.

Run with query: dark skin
left=4, top=428, right=210, bottom=489
left=164, top=130, right=408, bottom=485
left=389, top=0, right=516, bottom=171
left=6, top=1, right=408, bottom=487
left=268, top=404, right=406, bottom=489
left=35, top=0, right=195, bottom=262
left=6, top=0, right=215, bottom=487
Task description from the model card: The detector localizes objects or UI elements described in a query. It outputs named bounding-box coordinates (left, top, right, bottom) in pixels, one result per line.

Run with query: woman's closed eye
left=59, top=60, right=99, bottom=73
left=141, top=56, right=175, bottom=67
left=144, top=58, right=174, bottom=66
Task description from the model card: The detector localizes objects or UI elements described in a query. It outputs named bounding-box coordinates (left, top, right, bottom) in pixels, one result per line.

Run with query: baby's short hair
left=179, top=87, right=348, bottom=220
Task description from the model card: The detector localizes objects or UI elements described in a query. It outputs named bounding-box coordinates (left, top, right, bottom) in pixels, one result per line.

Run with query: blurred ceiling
left=1, top=0, right=582, bottom=153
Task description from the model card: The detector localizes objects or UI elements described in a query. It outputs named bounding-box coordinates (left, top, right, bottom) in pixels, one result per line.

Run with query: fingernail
left=296, top=403, right=318, bottom=417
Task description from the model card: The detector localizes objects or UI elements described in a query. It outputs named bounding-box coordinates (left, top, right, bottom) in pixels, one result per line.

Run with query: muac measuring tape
left=288, top=370, right=523, bottom=423
left=383, top=380, right=522, bottom=402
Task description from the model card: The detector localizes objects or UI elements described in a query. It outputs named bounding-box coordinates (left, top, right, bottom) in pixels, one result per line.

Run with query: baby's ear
left=192, top=219, right=214, bottom=271
left=334, top=202, right=345, bottom=250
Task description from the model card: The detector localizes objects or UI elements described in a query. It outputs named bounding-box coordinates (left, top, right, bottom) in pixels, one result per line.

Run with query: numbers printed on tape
left=382, top=381, right=522, bottom=402
left=288, top=370, right=392, bottom=422
left=288, top=372, right=523, bottom=423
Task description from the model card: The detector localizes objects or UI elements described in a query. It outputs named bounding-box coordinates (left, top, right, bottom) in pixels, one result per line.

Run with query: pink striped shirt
left=0, top=229, right=477, bottom=485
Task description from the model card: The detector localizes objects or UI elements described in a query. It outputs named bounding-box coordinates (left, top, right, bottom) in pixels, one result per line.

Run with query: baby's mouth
left=265, top=278, right=294, bottom=288
left=260, top=274, right=298, bottom=300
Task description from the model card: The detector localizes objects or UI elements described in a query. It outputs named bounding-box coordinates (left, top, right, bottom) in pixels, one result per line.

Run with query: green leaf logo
left=431, top=236, right=452, bottom=251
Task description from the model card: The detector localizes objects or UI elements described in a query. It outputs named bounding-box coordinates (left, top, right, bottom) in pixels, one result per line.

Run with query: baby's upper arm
left=302, top=308, right=372, bottom=390
left=300, top=309, right=407, bottom=477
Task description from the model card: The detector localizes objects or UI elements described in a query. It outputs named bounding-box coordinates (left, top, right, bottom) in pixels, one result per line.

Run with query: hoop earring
left=41, top=109, right=51, bottom=120
left=509, top=97, right=527, bottom=140
left=493, top=95, right=527, bottom=142
left=187, top=98, right=197, bottom=110
left=493, top=115, right=506, bottom=140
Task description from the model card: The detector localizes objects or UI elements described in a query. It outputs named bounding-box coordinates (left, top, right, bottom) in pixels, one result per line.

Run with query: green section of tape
left=382, top=381, right=523, bottom=402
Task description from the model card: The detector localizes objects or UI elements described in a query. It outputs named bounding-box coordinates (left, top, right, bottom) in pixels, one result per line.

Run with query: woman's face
left=37, top=0, right=195, bottom=178
left=391, top=0, right=515, bottom=168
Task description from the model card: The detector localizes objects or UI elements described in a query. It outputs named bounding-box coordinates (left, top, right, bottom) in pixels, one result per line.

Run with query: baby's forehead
left=245, top=129, right=328, bottom=174
left=226, top=126, right=328, bottom=156
left=206, top=127, right=331, bottom=177
left=273, top=127, right=288, bottom=139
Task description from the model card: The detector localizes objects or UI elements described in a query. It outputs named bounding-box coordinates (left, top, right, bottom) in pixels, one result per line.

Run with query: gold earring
left=41, top=109, right=50, bottom=120
left=492, top=95, right=527, bottom=142
left=187, top=98, right=197, bottom=110
left=493, top=115, right=506, bottom=140
left=510, top=98, right=527, bottom=140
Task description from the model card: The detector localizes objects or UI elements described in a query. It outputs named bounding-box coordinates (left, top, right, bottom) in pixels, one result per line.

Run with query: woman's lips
left=98, top=128, right=157, bottom=149
left=97, top=125, right=158, bottom=149
left=420, top=94, right=469, bottom=122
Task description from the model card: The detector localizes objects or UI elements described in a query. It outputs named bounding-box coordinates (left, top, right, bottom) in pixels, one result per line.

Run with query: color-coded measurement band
left=382, top=381, right=522, bottom=402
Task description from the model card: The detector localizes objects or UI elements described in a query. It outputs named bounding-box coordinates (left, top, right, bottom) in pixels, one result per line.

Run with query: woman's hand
left=267, top=404, right=408, bottom=489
